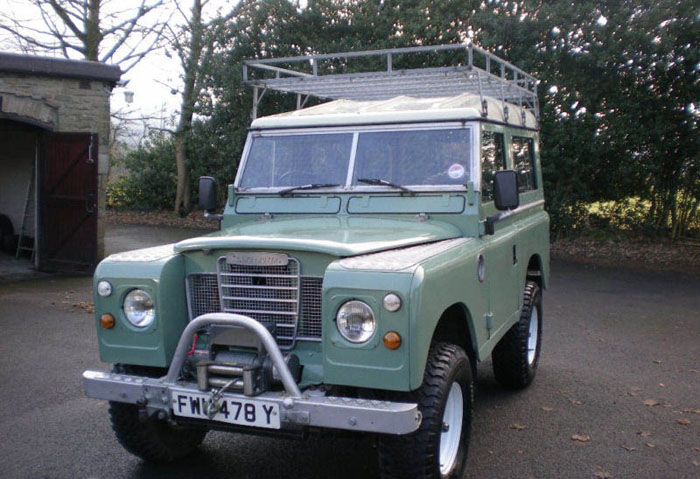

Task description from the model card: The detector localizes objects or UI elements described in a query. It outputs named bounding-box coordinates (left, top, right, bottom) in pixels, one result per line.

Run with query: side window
left=481, top=130, right=505, bottom=201
left=512, top=136, right=537, bottom=192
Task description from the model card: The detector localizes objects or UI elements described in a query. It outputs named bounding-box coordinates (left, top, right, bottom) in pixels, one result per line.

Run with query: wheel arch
left=526, top=253, right=546, bottom=290
left=430, top=303, right=478, bottom=378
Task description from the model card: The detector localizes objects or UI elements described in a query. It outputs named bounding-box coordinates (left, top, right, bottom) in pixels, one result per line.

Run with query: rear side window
left=512, top=136, right=537, bottom=192
left=481, top=130, right=506, bottom=201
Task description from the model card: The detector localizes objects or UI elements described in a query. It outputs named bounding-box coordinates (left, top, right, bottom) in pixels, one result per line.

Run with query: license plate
left=171, top=390, right=280, bottom=429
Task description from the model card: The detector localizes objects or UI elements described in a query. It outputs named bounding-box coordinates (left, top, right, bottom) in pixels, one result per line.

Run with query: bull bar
left=83, top=313, right=421, bottom=435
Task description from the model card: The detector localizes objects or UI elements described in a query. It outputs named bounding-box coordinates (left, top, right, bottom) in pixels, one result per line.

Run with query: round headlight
left=123, top=289, right=155, bottom=328
left=336, top=300, right=376, bottom=343
left=97, top=280, right=112, bottom=297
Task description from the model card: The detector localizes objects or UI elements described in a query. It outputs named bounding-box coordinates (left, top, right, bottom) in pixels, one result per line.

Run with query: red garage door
left=39, top=132, right=97, bottom=273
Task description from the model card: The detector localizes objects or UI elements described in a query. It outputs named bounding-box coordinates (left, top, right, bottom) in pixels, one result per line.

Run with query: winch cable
left=205, top=377, right=238, bottom=419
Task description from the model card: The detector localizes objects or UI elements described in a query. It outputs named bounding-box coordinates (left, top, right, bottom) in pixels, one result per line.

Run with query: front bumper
left=83, top=312, right=421, bottom=435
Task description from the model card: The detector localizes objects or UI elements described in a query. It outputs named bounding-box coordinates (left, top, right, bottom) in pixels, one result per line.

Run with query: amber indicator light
left=100, top=313, right=115, bottom=329
left=383, top=331, right=401, bottom=350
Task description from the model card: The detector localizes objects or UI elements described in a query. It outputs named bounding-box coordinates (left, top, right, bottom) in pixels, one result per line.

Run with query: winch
left=186, top=323, right=301, bottom=397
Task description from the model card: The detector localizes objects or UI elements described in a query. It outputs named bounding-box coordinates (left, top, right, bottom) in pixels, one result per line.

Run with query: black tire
left=378, top=343, right=473, bottom=479
left=492, top=280, right=542, bottom=389
left=109, top=365, right=207, bottom=462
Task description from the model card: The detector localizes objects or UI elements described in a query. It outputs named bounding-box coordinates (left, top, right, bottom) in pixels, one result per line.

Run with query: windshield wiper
left=357, top=178, right=414, bottom=194
left=278, top=183, right=340, bottom=196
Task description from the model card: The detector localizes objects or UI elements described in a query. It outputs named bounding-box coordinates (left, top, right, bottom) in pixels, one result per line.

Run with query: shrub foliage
left=112, top=0, right=699, bottom=238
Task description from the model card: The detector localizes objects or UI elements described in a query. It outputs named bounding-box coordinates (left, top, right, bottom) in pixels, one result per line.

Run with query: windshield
left=237, top=127, right=472, bottom=190
left=239, top=133, right=353, bottom=188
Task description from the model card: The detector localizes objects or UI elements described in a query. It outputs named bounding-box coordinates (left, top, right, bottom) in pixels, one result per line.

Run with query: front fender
left=408, top=240, right=487, bottom=390
left=93, top=245, right=188, bottom=367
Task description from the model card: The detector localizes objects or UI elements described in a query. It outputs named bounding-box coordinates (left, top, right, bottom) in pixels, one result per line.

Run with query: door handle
left=85, top=192, right=96, bottom=213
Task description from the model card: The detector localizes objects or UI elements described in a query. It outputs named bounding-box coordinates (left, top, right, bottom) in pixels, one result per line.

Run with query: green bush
left=107, top=134, right=177, bottom=210
left=107, top=122, right=242, bottom=211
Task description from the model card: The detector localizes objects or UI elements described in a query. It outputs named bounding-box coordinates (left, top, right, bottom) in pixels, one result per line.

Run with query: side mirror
left=198, top=176, right=218, bottom=212
left=493, top=170, right=519, bottom=211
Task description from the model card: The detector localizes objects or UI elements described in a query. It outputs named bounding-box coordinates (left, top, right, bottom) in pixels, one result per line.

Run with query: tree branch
left=47, top=0, right=86, bottom=41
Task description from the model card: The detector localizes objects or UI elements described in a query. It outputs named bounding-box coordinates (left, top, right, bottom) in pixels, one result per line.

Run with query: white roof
left=250, top=93, right=538, bottom=130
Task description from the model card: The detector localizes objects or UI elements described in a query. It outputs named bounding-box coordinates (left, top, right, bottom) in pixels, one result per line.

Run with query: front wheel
left=378, top=343, right=473, bottom=479
left=109, top=365, right=207, bottom=462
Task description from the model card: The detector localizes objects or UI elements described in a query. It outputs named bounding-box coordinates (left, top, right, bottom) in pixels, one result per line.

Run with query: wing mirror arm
left=483, top=170, right=519, bottom=236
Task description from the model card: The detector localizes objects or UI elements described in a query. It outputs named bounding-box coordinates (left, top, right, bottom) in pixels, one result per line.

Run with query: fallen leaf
left=637, top=431, right=652, bottom=437
left=658, top=383, right=665, bottom=388
left=594, top=472, right=613, bottom=479
left=643, top=399, right=659, bottom=407
left=73, top=301, right=95, bottom=313
left=541, top=406, right=554, bottom=412
left=510, top=423, right=527, bottom=431
left=621, top=445, right=636, bottom=452
left=572, top=434, right=591, bottom=442
left=645, top=442, right=655, bottom=448
left=693, top=459, right=700, bottom=467
left=690, top=369, right=699, bottom=374
left=676, top=418, right=691, bottom=426
left=682, top=408, right=700, bottom=415
left=569, top=399, right=583, bottom=405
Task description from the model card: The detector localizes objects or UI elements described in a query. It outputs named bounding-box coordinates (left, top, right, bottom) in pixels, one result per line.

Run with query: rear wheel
left=492, top=281, right=542, bottom=389
left=109, top=365, right=207, bottom=462
left=378, top=342, right=473, bottom=479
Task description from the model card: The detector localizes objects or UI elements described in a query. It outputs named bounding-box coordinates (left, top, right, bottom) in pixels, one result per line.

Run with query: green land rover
left=83, top=45, right=549, bottom=479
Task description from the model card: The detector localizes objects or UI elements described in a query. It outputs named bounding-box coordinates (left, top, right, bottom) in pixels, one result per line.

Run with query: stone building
left=0, top=53, right=120, bottom=273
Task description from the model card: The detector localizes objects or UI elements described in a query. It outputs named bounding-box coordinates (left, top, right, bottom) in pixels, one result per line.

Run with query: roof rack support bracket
left=251, top=86, right=268, bottom=120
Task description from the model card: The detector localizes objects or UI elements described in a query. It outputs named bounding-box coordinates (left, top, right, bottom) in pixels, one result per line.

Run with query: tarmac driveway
left=0, top=224, right=698, bottom=478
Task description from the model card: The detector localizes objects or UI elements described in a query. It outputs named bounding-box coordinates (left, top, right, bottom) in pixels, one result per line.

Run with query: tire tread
left=492, top=281, right=541, bottom=389
left=109, top=365, right=206, bottom=462
left=378, top=343, right=473, bottom=479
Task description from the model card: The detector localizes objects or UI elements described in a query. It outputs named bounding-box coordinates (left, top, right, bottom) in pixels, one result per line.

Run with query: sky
left=0, top=0, right=237, bottom=134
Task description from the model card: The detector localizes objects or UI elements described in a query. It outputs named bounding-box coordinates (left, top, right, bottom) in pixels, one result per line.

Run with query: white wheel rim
left=527, top=307, right=539, bottom=366
left=439, top=382, right=464, bottom=475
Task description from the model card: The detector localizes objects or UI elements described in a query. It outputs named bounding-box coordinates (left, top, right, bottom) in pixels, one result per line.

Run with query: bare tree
left=0, top=0, right=167, bottom=71
left=168, top=0, right=233, bottom=214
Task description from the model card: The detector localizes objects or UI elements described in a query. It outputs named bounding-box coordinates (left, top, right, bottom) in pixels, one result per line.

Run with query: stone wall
left=0, top=73, right=112, bottom=259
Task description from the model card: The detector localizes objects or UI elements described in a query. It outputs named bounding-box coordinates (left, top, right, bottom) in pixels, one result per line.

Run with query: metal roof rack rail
left=242, top=44, right=539, bottom=124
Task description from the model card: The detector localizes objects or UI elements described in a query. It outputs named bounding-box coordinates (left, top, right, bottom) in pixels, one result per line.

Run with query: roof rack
left=242, top=44, right=539, bottom=124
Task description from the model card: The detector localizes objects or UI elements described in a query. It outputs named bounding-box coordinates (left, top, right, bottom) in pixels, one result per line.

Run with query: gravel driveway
left=0, top=225, right=697, bottom=478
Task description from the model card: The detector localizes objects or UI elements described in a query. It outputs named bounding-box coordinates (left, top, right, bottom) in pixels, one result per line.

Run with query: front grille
left=218, top=257, right=300, bottom=348
left=299, top=277, right=323, bottom=338
left=187, top=273, right=219, bottom=318
left=186, top=256, right=323, bottom=348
